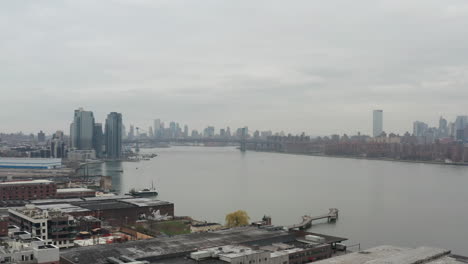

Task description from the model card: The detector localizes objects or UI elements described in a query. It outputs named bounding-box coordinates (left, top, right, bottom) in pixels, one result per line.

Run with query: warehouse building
left=0, top=158, right=62, bottom=169
left=60, top=227, right=346, bottom=264
left=0, top=180, right=57, bottom=201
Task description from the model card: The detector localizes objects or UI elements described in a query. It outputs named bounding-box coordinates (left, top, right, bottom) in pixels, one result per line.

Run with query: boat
left=128, top=182, right=158, bottom=198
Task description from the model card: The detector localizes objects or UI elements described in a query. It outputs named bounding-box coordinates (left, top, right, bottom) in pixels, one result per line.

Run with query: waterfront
left=89, top=146, right=468, bottom=254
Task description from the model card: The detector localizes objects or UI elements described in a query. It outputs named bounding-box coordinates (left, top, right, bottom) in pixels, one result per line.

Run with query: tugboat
left=128, top=182, right=158, bottom=198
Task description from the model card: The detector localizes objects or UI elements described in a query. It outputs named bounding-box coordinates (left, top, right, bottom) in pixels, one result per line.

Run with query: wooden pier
left=288, top=208, right=339, bottom=230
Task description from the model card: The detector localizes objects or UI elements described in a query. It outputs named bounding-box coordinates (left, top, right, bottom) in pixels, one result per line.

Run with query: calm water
left=90, top=146, right=468, bottom=254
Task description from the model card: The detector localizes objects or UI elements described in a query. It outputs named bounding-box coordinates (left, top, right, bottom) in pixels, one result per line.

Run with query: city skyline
left=2, top=1, right=468, bottom=135
left=2, top=109, right=468, bottom=138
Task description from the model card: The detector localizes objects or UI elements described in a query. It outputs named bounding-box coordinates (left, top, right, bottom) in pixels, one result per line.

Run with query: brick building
left=0, top=180, right=57, bottom=201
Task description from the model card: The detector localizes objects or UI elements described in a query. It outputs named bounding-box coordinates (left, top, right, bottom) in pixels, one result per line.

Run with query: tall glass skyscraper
left=70, top=108, right=95, bottom=150
left=373, top=110, right=383, bottom=137
left=93, top=123, right=104, bottom=158
left=105, top=112, right=123, bottom=159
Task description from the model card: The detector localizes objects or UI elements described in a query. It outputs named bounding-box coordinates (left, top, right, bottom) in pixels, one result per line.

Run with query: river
left=88, top=146, right=468, bottom=254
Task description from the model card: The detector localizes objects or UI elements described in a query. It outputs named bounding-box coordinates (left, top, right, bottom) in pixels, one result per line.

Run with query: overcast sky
left=1, top=0, right=468, bottom=136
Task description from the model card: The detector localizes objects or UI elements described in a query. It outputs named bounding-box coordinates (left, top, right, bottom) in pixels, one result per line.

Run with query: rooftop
left=9, top=206, right=73, bottom=219
left=35, top=203, right=90, bottom=214
left=57, top=188, right=95, bottom=193
left=314, top=245, right=465, bottom=264
left=0, top=179, right=53, bottom=185
left=60, top=226, right=291, bottom=264
left=8, top=195, right=173, bottom=211
left=121, top=198, right=172, bottom=207
left=73, top=200, right=137, bottom=211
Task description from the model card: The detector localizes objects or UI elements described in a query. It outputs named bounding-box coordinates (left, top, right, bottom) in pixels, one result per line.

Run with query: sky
left=1, top=0, right=468, bottom=136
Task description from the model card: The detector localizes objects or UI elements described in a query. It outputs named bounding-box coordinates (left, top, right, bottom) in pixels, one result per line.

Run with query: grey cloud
left=1, top=0, right=468, bottom=135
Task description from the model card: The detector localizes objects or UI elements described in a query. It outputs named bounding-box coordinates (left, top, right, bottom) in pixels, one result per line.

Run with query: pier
left=288, top=208, right=339, bottom=230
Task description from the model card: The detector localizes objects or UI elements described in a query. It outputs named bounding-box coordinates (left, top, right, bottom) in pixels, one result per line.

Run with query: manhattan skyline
left=2, top=1, right=468, bottom=134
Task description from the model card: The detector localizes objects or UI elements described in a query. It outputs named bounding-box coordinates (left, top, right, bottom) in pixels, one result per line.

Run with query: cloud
left=0, top=0, right=468, bottom=135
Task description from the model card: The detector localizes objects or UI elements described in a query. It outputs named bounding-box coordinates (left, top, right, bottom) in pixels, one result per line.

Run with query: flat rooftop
left=291, top=231, right=348, bottom=244
left=73, top=200, right=137, bottom=211
left=57, top=188, right=95, bottom=193
left=60, top=227, right=292, bottom=264
left=3, top=195, right=173, bottom=210
left=35, top=203, right=90, bottom=214
left=121, top=198, right=173, bottom=207
left=0, top=179, right=53, bottom=185
left=314, top=245, right=465, bottom=264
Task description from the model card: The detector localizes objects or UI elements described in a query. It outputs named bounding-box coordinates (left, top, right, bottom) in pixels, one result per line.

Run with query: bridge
left=287, top=208, right=339, bottom=230
left=122, top=137, right=322, bottom=153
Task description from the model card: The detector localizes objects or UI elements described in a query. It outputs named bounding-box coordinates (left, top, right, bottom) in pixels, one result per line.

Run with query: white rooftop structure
left=314, top=245, right=464, bottom=264
left=56, top=188, right=95, bottom=193
left=0, top=179, right=53, bottom=185
left=0, top=158, right=62, bottom=169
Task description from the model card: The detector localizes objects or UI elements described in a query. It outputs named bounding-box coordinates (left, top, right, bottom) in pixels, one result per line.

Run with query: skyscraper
left=438, top=117, right=448, bottom=138
left=413, top=121, right=428, bottom=137
left=70, top=108, right=95, bottom=150
left=455, top=116, right=468, bottom=141
left=122, top=124, right=127, bottom=139
left=128, top=125, right=135, bottom=140
left=372, top=110, right=383, bottom=137
left=105, top=112, right=123, bottom=159
left=93, top=123, right=104, bottom=158
left=153, top=119, right=161, bottom=138
left=37, top=131, right=46, bottom=142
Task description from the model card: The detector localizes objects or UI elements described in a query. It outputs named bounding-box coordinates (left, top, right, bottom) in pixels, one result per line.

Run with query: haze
left=1, top=0, right=468, bottom=135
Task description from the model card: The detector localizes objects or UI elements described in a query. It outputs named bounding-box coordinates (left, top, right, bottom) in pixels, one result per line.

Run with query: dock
left=288, top=208, right=339, bottom=230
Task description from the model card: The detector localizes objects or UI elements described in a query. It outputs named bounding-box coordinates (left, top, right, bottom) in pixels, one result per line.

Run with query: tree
left=225, top=210, right=250, bottom=227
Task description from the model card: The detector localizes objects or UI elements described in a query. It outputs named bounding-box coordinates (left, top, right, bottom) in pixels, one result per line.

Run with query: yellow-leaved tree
left=225, top=210, right=250, bottom=227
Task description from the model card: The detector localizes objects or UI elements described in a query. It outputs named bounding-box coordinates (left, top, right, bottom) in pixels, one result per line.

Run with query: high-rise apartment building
left=373, top=110, right=383, bottom=137
left=105, top=112, right=122, bottom=159
left=70, top=108, right=95, bottom=150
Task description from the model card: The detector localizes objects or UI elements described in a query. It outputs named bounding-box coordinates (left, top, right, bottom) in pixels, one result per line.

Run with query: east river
left=88, top=146, right=468, bottom=254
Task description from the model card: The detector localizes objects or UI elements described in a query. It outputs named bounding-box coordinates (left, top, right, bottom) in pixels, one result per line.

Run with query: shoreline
left=249, top=150, right=468, bottom=167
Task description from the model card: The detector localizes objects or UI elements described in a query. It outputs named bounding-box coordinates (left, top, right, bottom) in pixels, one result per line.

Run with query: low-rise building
left=8, top=205, right=77, bottom=248
left=0, top=232, right=59, bottom=264
left=0, top=180, right=57, bottom=201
